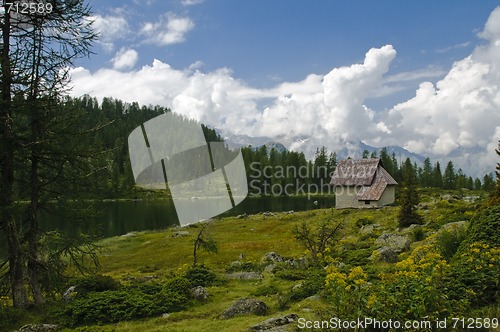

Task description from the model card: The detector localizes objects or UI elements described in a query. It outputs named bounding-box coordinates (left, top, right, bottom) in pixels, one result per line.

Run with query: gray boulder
left=220, top=298, right=268, bottom=319
left=172, top=231, right=190, bottom=237
left=376, top=233, right=410, bottom=253
left=62, top=285, right=76, bottom=302
left=18, top=325, right=59, bottom=332
left=439, top=220, right=467, bottom=233
left=262, top=252, right=284, bottom=264
left=250, top=313, right=299, bottom=331
left=191, top=286, right=209, bottom=300
left=376, top=246, right=398, bottom=263
left=225, top=272, right=263, bottom=280
left=360, top=223, right=381, bottom=235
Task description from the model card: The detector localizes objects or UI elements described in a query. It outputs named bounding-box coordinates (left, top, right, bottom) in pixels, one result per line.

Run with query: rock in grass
left=191, top=286, right=209, bottom=300
left=18, top=324, right=59, bottom=332
left=220, top=298, right=268, bottom=319
left=250, top=313, right=299, bottom=331
left=225, top=272, right=263, bottom=280
left=376, top=246, right=398, bottom=263
left=262, top=252, right=284, bottom=264
left=172, top=231, right=190, bottom=237
left=376, top=233, right=410, bottom=253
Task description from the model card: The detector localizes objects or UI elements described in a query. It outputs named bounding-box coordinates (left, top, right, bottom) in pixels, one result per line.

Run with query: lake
left=42, top=195, right=335, bottom=238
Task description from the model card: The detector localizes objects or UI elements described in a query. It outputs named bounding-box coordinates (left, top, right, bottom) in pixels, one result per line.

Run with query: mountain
left=222, top=131, right=426, bottom=165
left=220, top=129, right=492, bottom=178
left=223, top=133, right=288, bottom=153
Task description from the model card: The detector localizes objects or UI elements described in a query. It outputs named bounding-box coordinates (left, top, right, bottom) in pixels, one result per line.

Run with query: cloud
left=70, top=7, right=500, bottom=177
left=89, top=14, right=129, bottom=52
left=111, top=48, right=138, bottom=70
left=384, top=67, right=447, bottom=84
left=69, top=45, right=396, bottom=143
left=141, top=12, right=194, bottom=46
left=436, top=41, right=471, bottom=53
left=133, top=0, right=156, bottom=5
left=181, top=0, right=204, bottom=5
left=381, top=7, right=500, bottom=175
left=257, top=45, right=396, bottom=142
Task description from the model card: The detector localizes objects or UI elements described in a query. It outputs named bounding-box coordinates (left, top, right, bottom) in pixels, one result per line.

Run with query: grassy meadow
left=3, top=189, right=500, bottom=332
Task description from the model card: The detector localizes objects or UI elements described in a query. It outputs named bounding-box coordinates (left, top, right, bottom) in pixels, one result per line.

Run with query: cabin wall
left=335, top=185, right=396, bottom=208
left=335, top=186, right=360, bottom=208
left=376, top=185, right=396, bottom=206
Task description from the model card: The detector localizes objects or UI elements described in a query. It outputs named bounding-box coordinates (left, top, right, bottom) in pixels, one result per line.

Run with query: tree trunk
left=25, top=24, right=46, bottom=306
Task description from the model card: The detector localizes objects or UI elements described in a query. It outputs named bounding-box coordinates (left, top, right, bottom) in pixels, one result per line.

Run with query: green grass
left=4, top=189, right=492, bottom=331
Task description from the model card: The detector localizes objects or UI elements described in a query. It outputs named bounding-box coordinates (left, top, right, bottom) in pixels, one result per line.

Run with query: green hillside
left=3, top=189, right=500, bottom=332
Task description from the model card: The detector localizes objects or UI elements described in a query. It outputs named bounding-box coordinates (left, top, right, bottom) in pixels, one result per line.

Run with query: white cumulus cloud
left=141, top=12, right=194, bottom=46
left=111, top=48, right=139, bottom=70
left=381, top=7, right=500, bottom=175
left=89, top=14, right=129, bottom=52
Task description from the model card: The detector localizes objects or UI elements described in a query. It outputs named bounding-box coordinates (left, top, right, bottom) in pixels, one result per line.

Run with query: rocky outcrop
left=18, top=324, right=59, bottom=332
left=376, top=233, right=410, bottom=253
left=376, top=246, right=398, bottom=263
left=225, top=272, right=263, bottom=280
left=220, top=298, right=268, bottom=319
left=439, top=220, right=467, bottom=233
left=249, top=313, right=299, bottom=331
left=360, top=223, right=381, bottom=235
left=262, top=252, right=284, bottom=264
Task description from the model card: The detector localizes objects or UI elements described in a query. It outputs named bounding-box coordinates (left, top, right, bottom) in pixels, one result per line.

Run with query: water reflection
left=41, top=196, right=334, bottom=238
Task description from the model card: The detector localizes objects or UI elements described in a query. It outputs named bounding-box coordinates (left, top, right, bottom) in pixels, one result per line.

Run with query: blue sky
left=70, top=1, right=500, bottom=176
left=83, top=1, right=493, bottom=88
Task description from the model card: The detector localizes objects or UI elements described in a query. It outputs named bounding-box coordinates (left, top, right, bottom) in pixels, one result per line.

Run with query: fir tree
left=443, top=161, right=456, bottom=190
left=397, top=158, right=423, bottom=227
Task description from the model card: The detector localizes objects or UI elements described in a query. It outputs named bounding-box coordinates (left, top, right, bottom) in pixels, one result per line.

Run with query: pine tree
left=443, top=161, right=456, bottom=190
left=433, top=161, right=443, bottom=188
left=397, top=158, right=423, bottom=227
left=421, top=157, right=433, bottom=187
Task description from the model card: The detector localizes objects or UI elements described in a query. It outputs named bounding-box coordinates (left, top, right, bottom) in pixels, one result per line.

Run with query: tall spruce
left=397, top=158, right=423, bottom=227
left=443, top=161, right=457, bottom=190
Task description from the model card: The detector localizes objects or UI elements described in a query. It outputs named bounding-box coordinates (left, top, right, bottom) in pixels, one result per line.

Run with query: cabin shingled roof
left=330, top=158, right=398, bottom=201
left=329, top=158, right=380, bottom=186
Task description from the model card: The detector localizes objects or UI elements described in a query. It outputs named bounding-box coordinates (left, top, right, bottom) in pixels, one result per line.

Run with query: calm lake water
left=42, top=196, right=335, bottom=238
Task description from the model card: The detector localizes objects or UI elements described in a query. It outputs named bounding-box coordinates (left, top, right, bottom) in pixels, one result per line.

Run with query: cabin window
left=364, top=200, right=370, bottom=205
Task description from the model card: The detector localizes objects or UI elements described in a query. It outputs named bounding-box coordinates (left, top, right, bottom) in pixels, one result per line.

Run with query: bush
left=251, top=284, right=279, bottom=297
left=412, top=227, right=426, bottom=242
left=289, top=269, right=325, bottom=301
left=184, top=265, right=218, bottom=287
left=465, top=206, right=500, bottom=248
left=0, top=306, right=21, bottom=331
left=70, top=274, right=120, bottom=296
left=273, top=263, right=308, bottom=281
left=356, top=217, right=373, bottom=228
left=54, top=276, right=193, bottom=327
left=55, top=289, right=156, bottom=326
left=446, top=242, right=500, bottom=307
left=164, top=276, right=192, bottom=298
left=436, top=227, right=467, bottom=261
